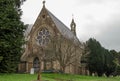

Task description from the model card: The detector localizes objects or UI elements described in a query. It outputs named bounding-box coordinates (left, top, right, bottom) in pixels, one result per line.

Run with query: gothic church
left=19, top=1, right=87, bottom=74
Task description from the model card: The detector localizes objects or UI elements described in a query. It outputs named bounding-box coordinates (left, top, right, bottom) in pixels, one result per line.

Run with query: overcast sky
left=21, top=0, right=120, bottom=52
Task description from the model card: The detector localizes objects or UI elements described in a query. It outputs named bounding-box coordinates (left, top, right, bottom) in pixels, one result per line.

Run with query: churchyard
left=0, top=73, right=120, bottom=81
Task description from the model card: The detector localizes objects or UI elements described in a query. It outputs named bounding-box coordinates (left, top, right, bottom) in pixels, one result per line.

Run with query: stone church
left=18, top=1, right=88, bottom=74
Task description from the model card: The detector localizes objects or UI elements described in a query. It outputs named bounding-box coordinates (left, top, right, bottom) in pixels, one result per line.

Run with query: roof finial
left=43, top=0, right=46, bottom=7
left=71, top=14, right=76, bottom=36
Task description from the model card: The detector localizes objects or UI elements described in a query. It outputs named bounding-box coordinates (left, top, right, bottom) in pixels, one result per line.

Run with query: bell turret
left=70, top=17, right=76, bottom=36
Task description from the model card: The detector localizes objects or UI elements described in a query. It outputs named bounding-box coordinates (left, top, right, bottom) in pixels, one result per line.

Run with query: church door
left=33, top=57, right=40, bottom=72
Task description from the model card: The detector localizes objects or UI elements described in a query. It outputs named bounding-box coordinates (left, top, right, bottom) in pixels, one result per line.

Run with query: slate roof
left=47, top=10, right=80, bottom=45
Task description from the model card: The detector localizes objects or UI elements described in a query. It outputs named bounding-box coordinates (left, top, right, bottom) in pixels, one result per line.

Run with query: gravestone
left=30, top=68, right=34, bottom=74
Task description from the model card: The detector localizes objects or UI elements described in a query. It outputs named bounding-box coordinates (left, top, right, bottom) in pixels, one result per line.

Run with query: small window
left=42, top=15, right=46, bottom=19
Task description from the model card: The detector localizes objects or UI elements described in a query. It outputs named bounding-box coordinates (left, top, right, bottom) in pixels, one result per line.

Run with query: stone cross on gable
left=43, top=0, right=46, bottom=5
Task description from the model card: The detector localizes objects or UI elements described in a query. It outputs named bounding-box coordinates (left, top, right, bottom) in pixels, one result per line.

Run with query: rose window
left=36, top=28, right=50, bottom=46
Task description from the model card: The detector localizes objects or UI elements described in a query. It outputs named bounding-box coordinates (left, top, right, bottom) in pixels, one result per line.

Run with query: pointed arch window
left=33, top=57, right=40, bottom=72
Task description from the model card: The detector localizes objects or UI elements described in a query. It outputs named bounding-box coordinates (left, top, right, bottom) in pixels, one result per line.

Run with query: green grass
left=0, top=73, right=120, bottom=81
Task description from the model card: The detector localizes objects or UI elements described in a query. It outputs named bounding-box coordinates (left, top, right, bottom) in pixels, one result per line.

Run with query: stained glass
left=36, top=28, right=50, bottom=46
left=39, top=32, right=43, bottom=35
left=46, top=30, right=49, bottom=34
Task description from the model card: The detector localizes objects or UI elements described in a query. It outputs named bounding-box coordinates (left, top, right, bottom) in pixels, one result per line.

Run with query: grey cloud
left=76, top=0, right=119, bottom=4
left=95, top=14, right=120, bottom=51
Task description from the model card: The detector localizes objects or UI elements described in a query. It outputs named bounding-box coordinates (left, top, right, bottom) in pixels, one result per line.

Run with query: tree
left=110, top=51, right=120, bottom=76
left=86, top=38, right=106, bottom=76
left=118, top=52, right=120, bottom=65
left=0, top=0, right=26, bottom=73
left=0, top=56, right=3, bottom=62
left=103, top=49, right=116, bottom=77
left=49, top=36, right=81, bottom=73
left=85, top=38, right=118, bottom=77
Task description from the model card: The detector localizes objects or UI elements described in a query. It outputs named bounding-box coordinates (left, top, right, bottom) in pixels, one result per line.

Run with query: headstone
left=30, top=68, right=34, bottom=74
left=92, top=73, right=95, bottom=76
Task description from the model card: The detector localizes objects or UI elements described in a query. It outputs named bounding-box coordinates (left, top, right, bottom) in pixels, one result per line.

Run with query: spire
left=43, top=0, right=46, bottom=8
left=70, top=15, right=76, bottom=36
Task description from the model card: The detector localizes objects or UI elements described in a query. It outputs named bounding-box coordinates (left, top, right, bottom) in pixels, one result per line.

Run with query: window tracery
left=36, top=28, right=50, bottom=46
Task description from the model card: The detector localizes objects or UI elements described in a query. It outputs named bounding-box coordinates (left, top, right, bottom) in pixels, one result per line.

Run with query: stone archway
left=33, top=57, right=40, bottom=72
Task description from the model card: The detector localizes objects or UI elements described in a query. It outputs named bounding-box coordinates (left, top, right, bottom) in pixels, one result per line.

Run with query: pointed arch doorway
left=33, top=57, right=40, bottom=72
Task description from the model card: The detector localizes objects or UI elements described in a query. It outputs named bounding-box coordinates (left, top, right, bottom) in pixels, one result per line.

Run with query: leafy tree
left=0, top=56, right=3, bottom=62
left=111, top=51, right=120, bottom=76
left=85, top=38, right=118, bottom=77
left=0, top=0, right=26, bottom=73
left=118, top=52, right=120, bottom=64
left=104, top=50, right=117, bottom=77
left=114, top=65, right=120, bottom=76
left=115, top=51, right=120, bottom=66
left=86, top=38, right=105, bottom=76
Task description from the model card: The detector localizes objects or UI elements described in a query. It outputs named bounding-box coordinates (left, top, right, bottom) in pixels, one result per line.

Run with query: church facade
left=18, top=1, right=88, bottom=74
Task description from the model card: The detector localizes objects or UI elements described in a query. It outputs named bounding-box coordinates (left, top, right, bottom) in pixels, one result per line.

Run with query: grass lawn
left=0, top=73, right=120, bottom=81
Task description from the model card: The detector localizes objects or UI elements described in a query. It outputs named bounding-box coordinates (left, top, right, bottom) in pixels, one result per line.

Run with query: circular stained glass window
left=36, top=28, right=50, bottom=46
